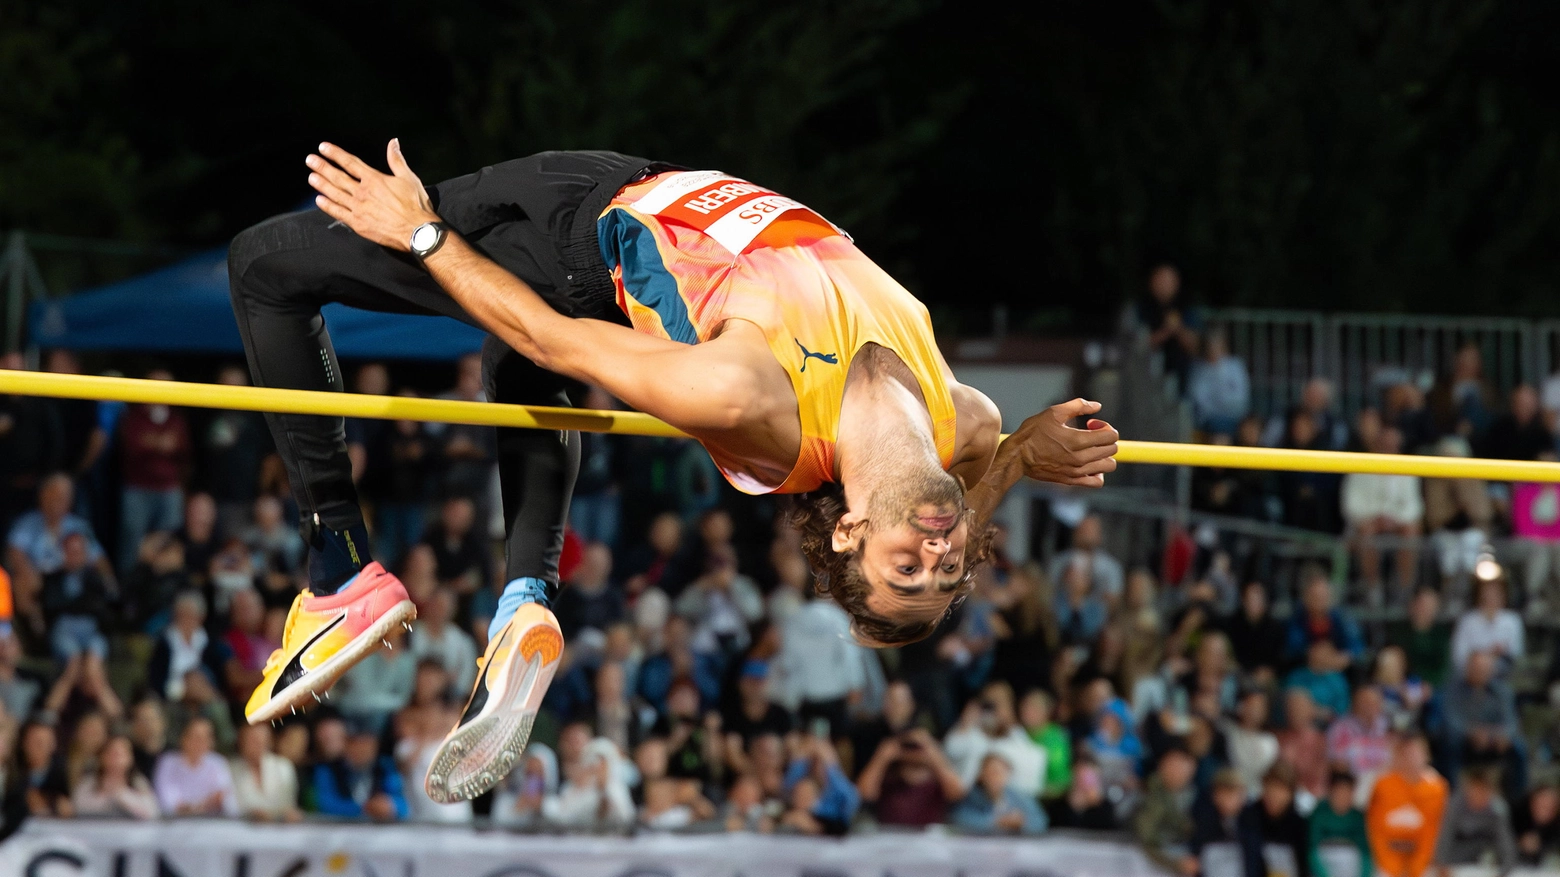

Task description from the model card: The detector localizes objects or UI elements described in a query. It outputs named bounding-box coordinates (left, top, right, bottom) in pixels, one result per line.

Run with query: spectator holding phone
left=856, top=727, right=965, bottom=828
left=944, top=681, right=1046, bottom=798
left=782, top=734, right=859, bottom=835
left=490, top=743, right=557, bottom=829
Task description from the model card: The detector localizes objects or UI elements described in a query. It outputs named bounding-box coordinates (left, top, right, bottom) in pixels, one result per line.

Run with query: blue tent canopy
left=28, top=248, right=486, bottom=360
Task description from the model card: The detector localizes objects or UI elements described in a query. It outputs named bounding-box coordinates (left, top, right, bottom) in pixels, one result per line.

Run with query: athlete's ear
left=831, top=512, right=868, bottom=554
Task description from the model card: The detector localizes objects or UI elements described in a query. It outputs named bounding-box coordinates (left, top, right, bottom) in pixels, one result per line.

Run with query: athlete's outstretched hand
left=305, top=139, right=440, bottom=251
left=1004, top=398, right=1118, bottom=488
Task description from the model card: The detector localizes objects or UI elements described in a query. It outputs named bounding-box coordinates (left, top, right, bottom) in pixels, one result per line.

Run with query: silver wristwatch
left=409, top=221, right=450, bottom=261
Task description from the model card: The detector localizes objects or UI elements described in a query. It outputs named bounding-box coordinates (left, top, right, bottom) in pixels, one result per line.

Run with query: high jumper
left=227, top=142, right=1117, bottom=803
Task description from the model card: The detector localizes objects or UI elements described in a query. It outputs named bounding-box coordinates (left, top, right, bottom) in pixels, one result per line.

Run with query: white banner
left=4, top=818, right=1174, bottom=877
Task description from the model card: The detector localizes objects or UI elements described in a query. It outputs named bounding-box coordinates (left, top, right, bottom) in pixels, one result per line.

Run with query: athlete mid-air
left=227, top=141, right=1117, bottom=803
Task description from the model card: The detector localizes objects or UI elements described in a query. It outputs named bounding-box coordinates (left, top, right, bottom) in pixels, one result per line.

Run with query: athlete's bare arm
left=937, top=333, right=1119, bottom=514
left=305, top=140, right=801, bottom=464
left=307, top=139, right=1117, bottom=500
left=964, top=398, right=1119, bottom=526
left=945, top=384, right=1001, bottom=484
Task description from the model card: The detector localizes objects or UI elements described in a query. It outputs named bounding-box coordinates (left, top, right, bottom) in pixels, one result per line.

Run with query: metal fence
left=1208, top=308, right=1558, bottom=420
left=1021, top=479, right=1560, bottom=624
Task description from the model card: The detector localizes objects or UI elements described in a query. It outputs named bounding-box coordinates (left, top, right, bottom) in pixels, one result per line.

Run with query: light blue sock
left=489, top=577, right=553, bottom=641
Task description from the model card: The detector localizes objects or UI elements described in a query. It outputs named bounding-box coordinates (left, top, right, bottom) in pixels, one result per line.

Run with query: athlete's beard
left=864, top=458, right=965, bottom=536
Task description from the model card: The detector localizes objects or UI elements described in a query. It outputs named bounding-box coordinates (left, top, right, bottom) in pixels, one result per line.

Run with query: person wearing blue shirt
left=1283, top=574, right=1364, bottom=669
left=1187, top=328, right=1251, bottom=436
left=312, top=724, right=408, bottom=821
left=6, top=473, right=110, bottom=587
left=783, top=737, right=860, bottom=834
left=635, top=616, right=722, bottom=714
left=1054, top=561, right=1108, bottom=649
left=1088, top=698, right=1144, bottom=776
left=1285, top=641, right=1352, bottom=721
left=951, top=753, right=1048, bottom=835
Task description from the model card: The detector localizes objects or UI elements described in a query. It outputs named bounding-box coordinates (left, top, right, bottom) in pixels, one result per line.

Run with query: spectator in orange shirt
left=0, top=565, right=12, bottom=632
left=1366, top=732, right=1448, bottom=877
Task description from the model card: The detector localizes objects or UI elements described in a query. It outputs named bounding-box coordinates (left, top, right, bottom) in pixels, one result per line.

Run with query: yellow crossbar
left=0, top=369, right=686, bottom=438
left=5, top=369, right=1560, bottom=482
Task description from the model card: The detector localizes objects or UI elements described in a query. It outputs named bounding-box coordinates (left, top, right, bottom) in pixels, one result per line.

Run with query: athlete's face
left=833, top=465, right=970, bottom=627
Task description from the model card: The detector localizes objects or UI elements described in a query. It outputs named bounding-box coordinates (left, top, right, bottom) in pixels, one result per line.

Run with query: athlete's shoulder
left=951, top=383, right=1001, bottom=430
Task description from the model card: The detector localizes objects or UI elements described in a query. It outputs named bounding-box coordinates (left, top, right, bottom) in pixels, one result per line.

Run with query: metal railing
left=1025, top=481, right=1347, bottom=610
left=1023, top=478, right=1560, bottom=623
left=1208, top=308, right=1557, bottom=420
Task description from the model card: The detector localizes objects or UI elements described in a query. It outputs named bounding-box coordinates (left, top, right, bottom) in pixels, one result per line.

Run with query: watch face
left=412, top=223, right=440, bottom=254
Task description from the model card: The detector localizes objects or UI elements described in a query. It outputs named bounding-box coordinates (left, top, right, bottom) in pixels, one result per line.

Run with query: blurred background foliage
left=2, top=0, right=1558, bottom=327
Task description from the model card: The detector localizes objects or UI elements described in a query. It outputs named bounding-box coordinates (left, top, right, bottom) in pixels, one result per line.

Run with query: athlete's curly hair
left=785, top=483, right=995, bottom=647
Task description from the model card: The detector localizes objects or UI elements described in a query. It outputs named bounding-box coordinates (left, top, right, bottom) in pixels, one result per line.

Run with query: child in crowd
left=1366, top=732, right=1447, bottom=877
left=1238, top=763, right=1308, bottom=877
left=1308, top=769, right=1371, bottom=877
left=1187, top=768, right=1247, bottom=877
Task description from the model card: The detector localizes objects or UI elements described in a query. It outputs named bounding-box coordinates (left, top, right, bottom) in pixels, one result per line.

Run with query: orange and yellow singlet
left=598, top=170, right=958, bottom=495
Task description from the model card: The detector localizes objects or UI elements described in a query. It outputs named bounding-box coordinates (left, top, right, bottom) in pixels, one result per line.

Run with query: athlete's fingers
left=1069, top=443, right=1118, bottom=465
left=386, top=138, right=420, bottom=184
left=1068, top=473, right=1106, bottom=488
left=307, top=155, right=360, bottom=194
left=312, top=145, right=362, bottom=183
left=314, top=194, right=353, bottom=224
left=319, top=142, right=378, bottom=182
left=1064, top=422, right=1119, bottom=450
left=307, top=173, right=354, bottom=208
left=1052, top=456, right=1117, bottom=481
left=1050, top=398, right=1103, bottom=423
left=1076, top=456, right=1118, bottom=476
left=1084, top=419, right=1119, bottom=441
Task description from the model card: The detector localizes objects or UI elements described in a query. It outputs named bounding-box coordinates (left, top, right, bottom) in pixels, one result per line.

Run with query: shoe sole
left=245, top=600, right=418, bottom=725
left=423, top=622, right=562, bottom=804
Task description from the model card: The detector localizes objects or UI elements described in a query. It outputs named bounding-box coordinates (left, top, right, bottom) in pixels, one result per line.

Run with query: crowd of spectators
left=1142, top=262, right=1560, bottom=621
left=2, top=325, right=1560, bottom=877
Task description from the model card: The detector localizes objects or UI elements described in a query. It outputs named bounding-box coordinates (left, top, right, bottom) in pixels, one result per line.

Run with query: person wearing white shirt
left=776, top=596, right=867, bottom=732
left=542, top=739, right=635, bottom=829
left=1452, top=577, right=1525, bottom=676
left=1222, top=688, right=1279, bottom=799
left=942, top=682, right=1046, bottom=798
left=229, top=723, right=300, bottom=821
left=1340, top=427, right=1423, bottom=604
left=674, top=545, right=765, bottom=654
left=1541, top=369, right=1560, bottom=430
